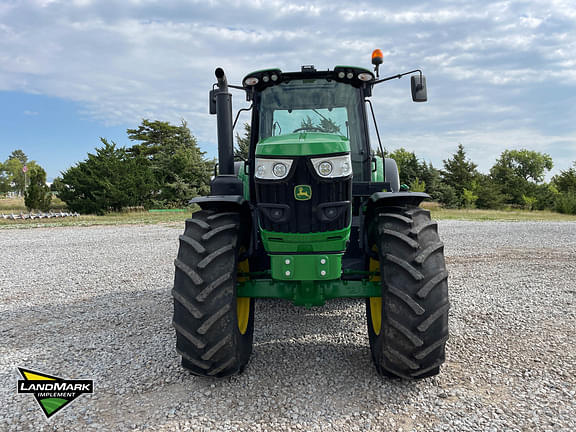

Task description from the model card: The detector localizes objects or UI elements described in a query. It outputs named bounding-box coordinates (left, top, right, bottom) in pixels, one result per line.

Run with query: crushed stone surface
left=1, top=221, right=575, bottom=431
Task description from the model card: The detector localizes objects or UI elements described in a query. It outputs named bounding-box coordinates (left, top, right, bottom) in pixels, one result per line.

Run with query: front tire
left=172, top=209, right=254, bottom=377
left=367, top=206, right=449, bottom=379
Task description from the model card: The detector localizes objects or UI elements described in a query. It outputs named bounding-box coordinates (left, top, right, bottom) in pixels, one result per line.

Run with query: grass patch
left=0, top=196, right=67, bottom=211
left=0, top=210, right=193, bottom=229
left=1, top=196, right=195, bottom=229
left=429, top=207, right=576, bottom=222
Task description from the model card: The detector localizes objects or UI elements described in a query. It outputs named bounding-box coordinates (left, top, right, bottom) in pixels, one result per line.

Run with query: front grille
left=256, top=157, right=351, bottom=233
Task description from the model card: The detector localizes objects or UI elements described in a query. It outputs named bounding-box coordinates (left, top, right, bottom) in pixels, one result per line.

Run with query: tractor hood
left=255, top=133, right=350, bottom=157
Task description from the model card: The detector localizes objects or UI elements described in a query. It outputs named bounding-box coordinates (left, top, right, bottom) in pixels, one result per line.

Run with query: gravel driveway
left=1, top=221, right=575, bottom=431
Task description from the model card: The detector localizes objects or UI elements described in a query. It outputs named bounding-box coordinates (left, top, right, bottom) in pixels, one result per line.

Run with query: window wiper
left=312, top=109, right=330, bottom=123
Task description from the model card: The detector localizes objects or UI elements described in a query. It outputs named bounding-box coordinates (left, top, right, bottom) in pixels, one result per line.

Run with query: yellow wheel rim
left=369, top=256, right=382, bottom=335
left=369, top=297, right=382, bottom=335
left=236, top=297, right=250, bottom=335
left=237, top=257, right=250, bottom=335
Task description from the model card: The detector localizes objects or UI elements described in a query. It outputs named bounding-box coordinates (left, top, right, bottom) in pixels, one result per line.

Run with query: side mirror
left=209, top=89, right=217, bottom=114
left=411, top=75, right=427, bottom=102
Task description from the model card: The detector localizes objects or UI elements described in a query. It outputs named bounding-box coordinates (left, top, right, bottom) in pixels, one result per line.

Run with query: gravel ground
left=1, top=220, right=575, bottom=431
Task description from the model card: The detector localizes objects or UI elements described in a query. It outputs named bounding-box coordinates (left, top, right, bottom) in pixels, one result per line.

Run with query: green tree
left=387, top=148, right=442, bottom=195
left=50, top=176, right=64, bottom=193
left=9, top=149, right=28, bottom=164
left=555, top=192, right=576, bottom=214
left=474, top=174, right=506, bottom=209
left=126, top=120, right=187, bottom=157
left=2, top=152, right=40, bottom=195
left=490, top=149, right=553, bottom=205
left=417, top=161, right=442, bottom=196
left=552, top=162, right=576, bottom=214
left=24, top=166, right=52, bottom=211
left=0, top=162, right=10, bottom=194
left=531, top=183, right=558, bottom=210
left=235, top=123, right=251, bottom=161
left=3, top=158, right=26, bottom=194
left=388, top=148, right=421, bottom=185
left=382, top=149, right=442, bottom=197
left=58, top=139, right=156, bottom=214
left=127, top=119, right=211, bottom=206
left=552, top=162, right=576, bottom=193
left=441, top=144, right=478, bottom=206
left=495, top=149, right=553, bottom=182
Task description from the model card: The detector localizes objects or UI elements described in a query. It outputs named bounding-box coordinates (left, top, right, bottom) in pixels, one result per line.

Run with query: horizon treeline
left=378, top=144, right=576, bottom=214
left=2, top=120, right=575, bottom=215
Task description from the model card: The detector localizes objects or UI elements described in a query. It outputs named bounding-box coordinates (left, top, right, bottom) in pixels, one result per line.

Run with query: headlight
left=255, top=158, right=294, bottom=180
left=311, top=154, right=352, bottom=178
left=318, top=161, right=333, bottom=176
left=273, top=162, right=287, bottom=178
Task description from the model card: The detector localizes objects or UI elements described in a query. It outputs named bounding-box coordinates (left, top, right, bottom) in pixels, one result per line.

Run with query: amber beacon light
left=371, top=49, right=383, bottom=77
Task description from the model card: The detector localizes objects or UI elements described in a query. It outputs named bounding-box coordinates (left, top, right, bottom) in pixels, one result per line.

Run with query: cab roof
left=241, top=65, right=374, bottom=93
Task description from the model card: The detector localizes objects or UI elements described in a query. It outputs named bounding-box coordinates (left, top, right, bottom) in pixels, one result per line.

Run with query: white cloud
left=0, top=0, right=575, bottom=172
left=382, top=128, right=576, bottom=178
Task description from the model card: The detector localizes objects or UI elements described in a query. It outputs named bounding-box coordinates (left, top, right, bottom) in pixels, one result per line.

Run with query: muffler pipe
left=214, top=68, right=234, bottom=175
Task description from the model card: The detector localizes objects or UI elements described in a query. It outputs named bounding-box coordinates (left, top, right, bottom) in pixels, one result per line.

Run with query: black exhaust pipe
left=215, top=67, right=227, bottom=89
left=214, top=68, right=234, bottom=176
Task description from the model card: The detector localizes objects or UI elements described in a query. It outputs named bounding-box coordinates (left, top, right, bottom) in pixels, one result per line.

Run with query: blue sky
left=1, top=0, right=575, bottom=181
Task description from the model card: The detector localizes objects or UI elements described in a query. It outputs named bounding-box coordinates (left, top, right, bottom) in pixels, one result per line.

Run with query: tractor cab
left=245, top=66, right=374, bottom=183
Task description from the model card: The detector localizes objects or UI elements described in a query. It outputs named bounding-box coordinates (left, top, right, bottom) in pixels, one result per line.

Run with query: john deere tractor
left=172, top=50, right=449, bottom=379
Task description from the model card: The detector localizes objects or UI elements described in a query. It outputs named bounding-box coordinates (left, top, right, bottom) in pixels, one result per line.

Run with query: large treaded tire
left=367, top=206, right=449, bottom=379
left=172, top=209, right=254, bottom=377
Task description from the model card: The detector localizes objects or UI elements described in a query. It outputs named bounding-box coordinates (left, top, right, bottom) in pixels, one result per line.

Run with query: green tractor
left=172, top=50, right=449, bottom=379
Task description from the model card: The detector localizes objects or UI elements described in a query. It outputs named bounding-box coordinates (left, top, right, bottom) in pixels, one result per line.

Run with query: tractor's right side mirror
left=411, top=75, right=427, bottom=102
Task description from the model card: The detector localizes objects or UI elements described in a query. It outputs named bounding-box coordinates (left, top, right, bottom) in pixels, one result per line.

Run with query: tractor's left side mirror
left=411, top=75, right=427, bottom=102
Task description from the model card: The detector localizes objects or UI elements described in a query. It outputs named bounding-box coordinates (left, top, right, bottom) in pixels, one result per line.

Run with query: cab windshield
left=257, top=79, right=368, bottom=178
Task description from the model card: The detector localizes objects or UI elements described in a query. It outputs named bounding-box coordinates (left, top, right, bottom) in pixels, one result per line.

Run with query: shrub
left=474, top=176, right=507, bottom=210
left=431, top=183, right=459, bottom=208
left=462, top=188, right=478, bottom=209
left=555, top=192, right=576, bottom=215
left=521, top=194, right=537, bottom=211
left=24, top=167, right=52, bottom=212
left=409, top=178, right=426, bottom=192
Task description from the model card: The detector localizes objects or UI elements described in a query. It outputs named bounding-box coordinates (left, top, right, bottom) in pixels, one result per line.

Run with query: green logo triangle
left=40, top=397, right=72, bottom=417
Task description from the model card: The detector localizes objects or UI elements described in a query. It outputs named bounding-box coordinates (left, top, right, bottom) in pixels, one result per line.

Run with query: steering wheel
left=292, top=126, right=324, bottom=133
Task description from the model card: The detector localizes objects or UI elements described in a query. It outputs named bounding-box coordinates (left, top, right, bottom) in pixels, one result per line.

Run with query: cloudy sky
left=1, top=0, right=575, bottom=181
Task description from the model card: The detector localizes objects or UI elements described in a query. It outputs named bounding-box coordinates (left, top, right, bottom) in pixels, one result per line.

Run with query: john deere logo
left=17, top=368, right=94, bottom=419
left=294, top=185, right=312, bottom=201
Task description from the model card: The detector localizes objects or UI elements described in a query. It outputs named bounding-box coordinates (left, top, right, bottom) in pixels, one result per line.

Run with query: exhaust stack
left=214, top=68, right=234, bottom=176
